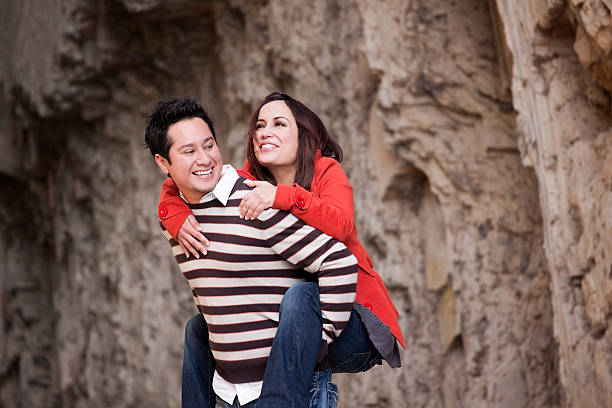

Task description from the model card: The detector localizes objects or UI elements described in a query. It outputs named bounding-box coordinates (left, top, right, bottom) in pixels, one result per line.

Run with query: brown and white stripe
left=161, top=178, right=357, bottom=384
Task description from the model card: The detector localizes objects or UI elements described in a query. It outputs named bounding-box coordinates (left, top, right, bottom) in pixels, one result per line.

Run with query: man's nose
left=195, top=149, right=212, bottom=165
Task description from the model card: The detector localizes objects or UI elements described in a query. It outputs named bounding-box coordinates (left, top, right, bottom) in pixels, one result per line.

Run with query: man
left=144, top=97, right=358, bottom=408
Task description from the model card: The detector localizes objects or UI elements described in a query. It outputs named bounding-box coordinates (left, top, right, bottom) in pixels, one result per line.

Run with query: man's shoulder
left=226, top=176, right=252, bottom=203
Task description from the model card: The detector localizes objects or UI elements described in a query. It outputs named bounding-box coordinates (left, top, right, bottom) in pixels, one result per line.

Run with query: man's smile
left=193, top=169, right=213, bottom=177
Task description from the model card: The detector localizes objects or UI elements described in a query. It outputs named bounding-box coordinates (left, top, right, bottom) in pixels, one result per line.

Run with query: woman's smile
left=259, top=142, right=279, bottom=150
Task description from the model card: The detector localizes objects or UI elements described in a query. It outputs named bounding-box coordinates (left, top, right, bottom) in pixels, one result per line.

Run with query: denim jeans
left=309, top=370, right=338, bottom=408
left=182, top=314, right=217, bottom=408
left=182, top=282, right=381, bottom=408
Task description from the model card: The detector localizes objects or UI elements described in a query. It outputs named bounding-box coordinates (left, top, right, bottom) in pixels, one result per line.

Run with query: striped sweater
left=162, top=176, right=358, bottom=384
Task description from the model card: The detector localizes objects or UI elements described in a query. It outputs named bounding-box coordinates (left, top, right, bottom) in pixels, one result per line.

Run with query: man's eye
left=185, top=150, right=194, bottom=154
left=206, top=144, right=213, bottom=149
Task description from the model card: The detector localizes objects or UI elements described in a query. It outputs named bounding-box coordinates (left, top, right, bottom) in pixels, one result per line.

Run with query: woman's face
left=253, top=100, right=299, bottom=176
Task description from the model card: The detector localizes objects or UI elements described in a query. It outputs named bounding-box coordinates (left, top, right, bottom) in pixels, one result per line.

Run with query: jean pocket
left=327, top=382, right=338, bottom=407
left=309, top=375, right=339, bottom=408
left=331, top=350, right=382, bottom=373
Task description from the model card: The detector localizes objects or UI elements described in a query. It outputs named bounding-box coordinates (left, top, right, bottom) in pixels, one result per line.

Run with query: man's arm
left=161, top=224, right=205, bottom=312
left=262, top=210, right=358, bottom=345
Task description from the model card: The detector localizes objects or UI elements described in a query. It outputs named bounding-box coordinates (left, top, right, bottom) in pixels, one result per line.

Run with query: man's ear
left=154, top=154, right=171, bottom=176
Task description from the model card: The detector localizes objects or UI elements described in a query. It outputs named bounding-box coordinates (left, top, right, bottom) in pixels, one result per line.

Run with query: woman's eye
left=275, top=122, right=286, bottom=127
left=255, top=123, right=264, bottom=129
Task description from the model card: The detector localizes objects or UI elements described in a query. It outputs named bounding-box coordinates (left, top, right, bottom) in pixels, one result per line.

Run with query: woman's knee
left=279, top=282, right=319, bottom=317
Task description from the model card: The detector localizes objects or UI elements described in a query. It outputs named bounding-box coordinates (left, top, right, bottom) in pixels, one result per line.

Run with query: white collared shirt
left=213, top=372, right=262, bottom=406
left=197, top=164, right=239, bottom=205
left=190, top=164, right=264, bottom=404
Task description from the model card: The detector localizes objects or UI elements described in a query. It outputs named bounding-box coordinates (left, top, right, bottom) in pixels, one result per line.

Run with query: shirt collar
left=198, top=164, right=238, bottom=205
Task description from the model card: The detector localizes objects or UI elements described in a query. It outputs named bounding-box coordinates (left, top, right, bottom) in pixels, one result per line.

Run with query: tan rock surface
left=498, top=0, right=612, bottom=405
left=0, top=0, right=610, bottom=407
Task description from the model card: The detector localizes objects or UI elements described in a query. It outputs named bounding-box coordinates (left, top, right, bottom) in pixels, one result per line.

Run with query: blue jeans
left=182, top=314, right=217, bottom=408
left=182, top=282, right=381, bottom=408
left=309, top=370, right=338, bottom=408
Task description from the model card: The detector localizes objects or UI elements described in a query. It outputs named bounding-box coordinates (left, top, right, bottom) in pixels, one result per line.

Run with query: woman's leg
left=328, top=310, right=382, bottom=374
left=258, top=283, right=380, bottom=407
left=309, top=369, right=338, bottom=408
left=258, top=282, right=322, bottom=408
left=309, top=311, right=379, bottom=408
left=182, top=314, right=216, bottom=408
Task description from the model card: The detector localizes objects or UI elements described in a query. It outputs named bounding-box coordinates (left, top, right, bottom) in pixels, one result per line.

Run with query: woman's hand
left=239, top=180, right=277, bottom=220
left=177, top=215, right=210, bottom=259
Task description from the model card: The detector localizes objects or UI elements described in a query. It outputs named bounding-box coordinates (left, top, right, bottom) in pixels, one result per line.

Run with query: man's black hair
left=144, top=97, right=216, bottom=162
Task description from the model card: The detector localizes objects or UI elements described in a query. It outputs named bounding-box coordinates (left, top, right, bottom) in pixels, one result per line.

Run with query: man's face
left=155, top=117, right=223, bottom=203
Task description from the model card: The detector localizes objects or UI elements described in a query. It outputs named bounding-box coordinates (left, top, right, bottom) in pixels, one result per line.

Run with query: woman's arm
left=159, top=178, right=209, bottom=258
left=274, top=159, right=355, bottom=242
left=239, top=159, right=356, bottom=242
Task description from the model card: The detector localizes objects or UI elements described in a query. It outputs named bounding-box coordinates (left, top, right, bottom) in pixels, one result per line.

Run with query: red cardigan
left=158, top=153, right=406, bottom=349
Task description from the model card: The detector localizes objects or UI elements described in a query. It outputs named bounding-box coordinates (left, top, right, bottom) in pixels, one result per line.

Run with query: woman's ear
left=154, top=154, right=171, bottom=177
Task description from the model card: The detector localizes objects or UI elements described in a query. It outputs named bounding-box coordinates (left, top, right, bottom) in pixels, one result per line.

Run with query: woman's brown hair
left=245, top=92, right=343, bottom=191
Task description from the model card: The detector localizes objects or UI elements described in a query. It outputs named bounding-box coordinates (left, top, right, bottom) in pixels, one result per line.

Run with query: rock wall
left=0, top=0, right=610, bottom=407
left=497, top=1, right=612, bottom=406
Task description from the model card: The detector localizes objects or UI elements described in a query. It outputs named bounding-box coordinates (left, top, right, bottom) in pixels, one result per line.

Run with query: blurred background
left=1, top=0, right=612, bottom=407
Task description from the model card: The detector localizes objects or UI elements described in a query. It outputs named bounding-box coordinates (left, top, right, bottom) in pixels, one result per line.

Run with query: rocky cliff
left=1, top=0, right=611, bottom=407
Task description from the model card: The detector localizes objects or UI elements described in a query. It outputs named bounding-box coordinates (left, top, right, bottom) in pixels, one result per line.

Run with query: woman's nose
left=259, top=124, right=273, bottom=138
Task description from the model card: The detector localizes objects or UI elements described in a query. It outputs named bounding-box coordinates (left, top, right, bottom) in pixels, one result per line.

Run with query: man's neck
left=182, top=191, right=207, bottom=204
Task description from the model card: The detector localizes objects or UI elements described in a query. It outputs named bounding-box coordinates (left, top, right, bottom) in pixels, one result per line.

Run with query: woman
left=159, top=92, right=405, bottom=407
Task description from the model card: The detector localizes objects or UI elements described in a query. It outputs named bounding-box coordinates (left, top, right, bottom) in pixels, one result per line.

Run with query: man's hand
left=239, top=180, right=277, bottom=220
left=177, top=215, right=210, bottom=258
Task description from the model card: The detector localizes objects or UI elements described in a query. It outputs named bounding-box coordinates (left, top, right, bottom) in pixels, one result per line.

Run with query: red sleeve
left=158, top=178, right=192, bottom=239
left=273, top=159, right=355, bottom=242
